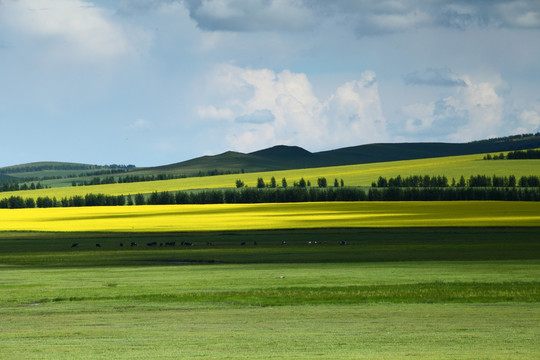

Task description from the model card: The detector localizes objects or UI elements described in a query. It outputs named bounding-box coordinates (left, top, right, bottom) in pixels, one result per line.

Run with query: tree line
left=1, top=181, right=47, bottom=193
left=3, top=185, right=540, bottom=209
left=484, top=149, right=540, bottom=160
left=372, top=174, right=540, bottom=188
left=237, top=177, right=345, bottom=189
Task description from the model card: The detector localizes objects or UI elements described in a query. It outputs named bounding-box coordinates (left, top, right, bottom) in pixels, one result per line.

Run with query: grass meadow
left=0, top=227, right=539, bottom=359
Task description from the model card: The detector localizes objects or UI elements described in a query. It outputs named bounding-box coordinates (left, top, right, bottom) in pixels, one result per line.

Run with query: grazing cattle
left=206, top=241, right=213, bottom=246
left=339, top=241, right=348, bottom=246
left=95, top=243, right=101, bottom=247
left=281, top=241, right=287, bottom=246
left=181, top=241, right=193, bottom=246
left=119, top=243, right=124, bottom=247
left=71, top=243, right=79, bottom=248
left=253, top=241, right=257, bottom=246
left=165, top=242, right=176, bottom=246
left=130, top=242, right=137, bottom=247
left=240, top=242, right=246, bottom=246
left=147, top=242, right=157, bottom=247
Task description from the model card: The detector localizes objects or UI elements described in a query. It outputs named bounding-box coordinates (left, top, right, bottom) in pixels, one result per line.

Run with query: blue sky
left=1, top=0, right=539, bottom=167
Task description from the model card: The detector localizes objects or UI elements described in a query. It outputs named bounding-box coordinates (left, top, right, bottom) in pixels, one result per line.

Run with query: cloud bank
left=197, top=64, right=387, bottom=152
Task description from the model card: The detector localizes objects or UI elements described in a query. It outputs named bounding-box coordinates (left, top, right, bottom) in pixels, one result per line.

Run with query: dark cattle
left=240, top=242, right=246, bottom=246
left=95, top=244, right=101, bottom=247
left=281, top=241, right=287, bottom=246
left=71, top=243, right=79, bottom=248
left=165, top=242, right=176, bottom=246
left=206, top=241, right=213, bottom=246
left=253, top=241, right=257, bottom=246
left=130, top=242, right=137, bottom=247
left=339, top=241, right=348, bottom=246
left=181, top=242, right=193, bottom=246
left=119, top=243, right=124, bottom=247
left=147, top=242, right=157, bottom=247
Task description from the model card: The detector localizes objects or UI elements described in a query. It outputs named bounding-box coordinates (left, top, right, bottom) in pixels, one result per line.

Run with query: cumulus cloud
left=0, top=0, right=150, bottom=62
left=197, top=64, right=387, bottom=152
left=404, top=68, right=467, bottom=87
left=401, top=75, right=506, bottom=142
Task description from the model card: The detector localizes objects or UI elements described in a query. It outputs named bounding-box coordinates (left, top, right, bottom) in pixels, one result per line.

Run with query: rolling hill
left=147, top=134, right=540, bottom=176
left=2, top=134, right=540, bottom=182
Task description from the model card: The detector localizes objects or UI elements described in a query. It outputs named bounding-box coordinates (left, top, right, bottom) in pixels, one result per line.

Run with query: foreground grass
left=1, top=201, right=540, bottom=232
left=1, top=228, right=538, bottom=359
left=1, top=261, right=539, bottom=359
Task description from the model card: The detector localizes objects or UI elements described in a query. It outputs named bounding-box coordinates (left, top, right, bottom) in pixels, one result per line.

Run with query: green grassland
left=0, top=228, right=539, bottom=359
left=2, top=153, right=540, bottom=201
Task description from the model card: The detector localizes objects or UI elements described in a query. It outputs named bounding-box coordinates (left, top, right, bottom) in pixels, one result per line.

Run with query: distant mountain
left=3, top=134, right=540, bottom=180
left=146, top=134, right=540, bottom=175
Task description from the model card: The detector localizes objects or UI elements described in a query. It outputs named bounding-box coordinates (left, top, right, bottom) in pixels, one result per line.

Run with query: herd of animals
left=70, top=240, right=349, bottom=248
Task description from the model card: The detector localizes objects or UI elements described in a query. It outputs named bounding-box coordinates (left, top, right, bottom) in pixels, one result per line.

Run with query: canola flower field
left=1, top=201, right=540, bottom=232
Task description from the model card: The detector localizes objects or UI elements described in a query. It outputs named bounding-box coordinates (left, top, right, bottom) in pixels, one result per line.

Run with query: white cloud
left=197, top=64, right=388, bottom=152
left=445, top=78, right=503, bottom=141
left=0, top=0, right=150, bottom=62
left=399, top=75, right=506, bottom=142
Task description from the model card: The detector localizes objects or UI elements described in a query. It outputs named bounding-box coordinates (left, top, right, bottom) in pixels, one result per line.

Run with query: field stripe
left=1, top=201, right=539, bottom=232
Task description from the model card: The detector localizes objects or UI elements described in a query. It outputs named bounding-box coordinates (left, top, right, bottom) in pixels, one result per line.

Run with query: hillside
left=2, top=134, right=540, bottom=183
left=147, top=134, right=540, bottom=175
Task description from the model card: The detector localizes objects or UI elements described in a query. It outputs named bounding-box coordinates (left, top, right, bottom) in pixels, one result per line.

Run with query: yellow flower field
left=1, top=201, right=539, bottom=232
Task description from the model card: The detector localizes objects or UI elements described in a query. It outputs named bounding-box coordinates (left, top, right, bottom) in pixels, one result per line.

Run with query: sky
left=1, top=0, right=539, bottom=167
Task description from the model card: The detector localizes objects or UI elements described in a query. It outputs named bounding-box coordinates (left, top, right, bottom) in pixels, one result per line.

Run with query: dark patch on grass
left=0, top=228, right=539, bottom=268
left=35, top=281, right=540, bottom=306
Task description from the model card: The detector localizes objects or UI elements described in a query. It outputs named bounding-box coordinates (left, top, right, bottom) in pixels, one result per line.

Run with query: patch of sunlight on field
left=1, top=202, right=539, bottom=232
left=1, top=153, right=539, bottom=201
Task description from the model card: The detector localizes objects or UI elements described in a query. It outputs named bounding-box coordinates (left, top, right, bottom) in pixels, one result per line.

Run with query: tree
left=134, top=193, right=146, bottom=205
left=257, top=178, right=265, bottom=189
left=340, top=179, right=345, bottom=187
left=317, top=177, right=327, bottom=188
left=282, top=177, right=288, bottom=188
left=235, top=179, right=245, bottom=188
left=270, top=176, right=277, bottom=188
left=298, top=178, right=306, bottom=188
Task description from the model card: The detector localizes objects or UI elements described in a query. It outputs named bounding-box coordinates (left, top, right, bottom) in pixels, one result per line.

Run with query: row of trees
left=4, top=185, right=540, bottom=209
left=1, top=181, right=47, bottom=193
left=484, top=149, right=540, bottom=160
left=372, top=175, right=540, bottom=188
left=237, top=177, right=345, bottom=189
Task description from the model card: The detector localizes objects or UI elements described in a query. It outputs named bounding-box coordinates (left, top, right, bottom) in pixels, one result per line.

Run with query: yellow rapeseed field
left=1, top=201, right=539, bottom=232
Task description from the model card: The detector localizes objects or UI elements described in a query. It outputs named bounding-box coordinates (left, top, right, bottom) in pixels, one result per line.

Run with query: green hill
left=2, top=134, right=540, bottom=184
left=148, top=134, right=540, bottom=176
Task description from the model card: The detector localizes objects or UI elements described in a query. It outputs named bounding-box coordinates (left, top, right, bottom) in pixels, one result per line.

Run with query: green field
left=0, top=228, right=539, bottom=359
left=2, top=153, right=540, bottom=200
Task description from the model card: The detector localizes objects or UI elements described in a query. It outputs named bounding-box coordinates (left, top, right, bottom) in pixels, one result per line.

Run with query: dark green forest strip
left=35, top=282, right=540, bottom=306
